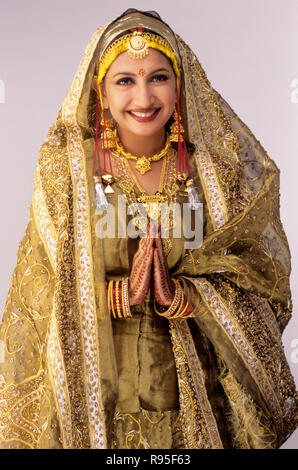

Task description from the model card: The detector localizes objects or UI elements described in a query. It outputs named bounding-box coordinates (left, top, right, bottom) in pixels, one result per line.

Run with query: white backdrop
left=0, top=0, right=297, bottom=448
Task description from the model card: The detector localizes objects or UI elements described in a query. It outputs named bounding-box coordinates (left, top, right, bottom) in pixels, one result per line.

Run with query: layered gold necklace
left=114, top=131, right=171, bottom=175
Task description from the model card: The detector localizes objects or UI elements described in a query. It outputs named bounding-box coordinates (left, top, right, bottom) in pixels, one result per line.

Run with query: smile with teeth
left=129, top=109, right=160, bottom=117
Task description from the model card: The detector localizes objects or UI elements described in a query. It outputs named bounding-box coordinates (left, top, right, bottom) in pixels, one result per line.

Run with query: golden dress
left=0, top=10, right=297, bottom=449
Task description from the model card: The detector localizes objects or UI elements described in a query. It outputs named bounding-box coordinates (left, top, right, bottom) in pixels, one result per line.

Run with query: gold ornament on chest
left=114, top=131, right=171, bottom=175
left=137, top=193, right=167, bottom=221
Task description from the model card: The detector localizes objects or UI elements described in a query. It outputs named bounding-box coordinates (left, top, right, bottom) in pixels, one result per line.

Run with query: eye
left=116, top=77, right=134, bottom=86
left=151, top=74, right=169, bottom=82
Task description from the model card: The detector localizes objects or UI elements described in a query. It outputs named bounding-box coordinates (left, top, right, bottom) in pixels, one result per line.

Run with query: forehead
left=106, top=48, right=173, bottom=76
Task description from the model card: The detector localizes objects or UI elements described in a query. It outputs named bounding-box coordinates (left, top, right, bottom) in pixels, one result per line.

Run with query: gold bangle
left=122, top=277, right=132, bottom=318
left=178, top=300, right=189, bottom=318
left=168, top=282, right=185, bottom=318
left=110, top=280, right=117, bottom=318
left=108, top=280, right=111, bottom=313
left=115, top=280, right=122, bottom=318
left=153, top=279, right=193, bottom=319
left=154, top=279, right=181, bottom=318
left=174, top=298, right=190, bottom=318
left=168, top=279, right=183, bottom=318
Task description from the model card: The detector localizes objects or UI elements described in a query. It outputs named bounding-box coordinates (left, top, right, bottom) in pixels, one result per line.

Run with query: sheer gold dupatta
left=0, top=21, right=296, bottom=450
left=0, top=24, right=118, bottom=449
left=168, top=36, right=297, bottom=448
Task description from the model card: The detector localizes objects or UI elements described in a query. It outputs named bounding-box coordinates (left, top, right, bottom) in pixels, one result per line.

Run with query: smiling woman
left=0, top=8, right=297, bottom=449
left=91, top=46, right=177, bottom=193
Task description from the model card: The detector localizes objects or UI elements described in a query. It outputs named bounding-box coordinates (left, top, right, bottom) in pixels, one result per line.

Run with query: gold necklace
left=114, top=131, right=171, bottom=175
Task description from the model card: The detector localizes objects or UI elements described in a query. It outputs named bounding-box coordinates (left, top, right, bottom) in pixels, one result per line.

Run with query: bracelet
left=108, top=279, right=117, bottom=318
left=115, top=280, right=122, bottom=318
left=107, top=278, right=132, bottom=319
left=173, top=297, right=193, bottom=318
left=122, top=277, right=132, bottom=318
left=153, top=279, right=182, bottom=319
left=154, top=279, right=193, bottom=319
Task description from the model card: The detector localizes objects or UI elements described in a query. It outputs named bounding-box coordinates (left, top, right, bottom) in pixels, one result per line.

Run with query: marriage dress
left=0, top=10, right=297, bottom=449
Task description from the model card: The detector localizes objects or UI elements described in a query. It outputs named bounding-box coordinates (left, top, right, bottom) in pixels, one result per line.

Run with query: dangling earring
left=101, top=114, right=117, bottom=149
left=92, top=94, right=115, bottom=211
left=169, top=109, right=184, bottom=143
left=175, top=79, right=201, bottom=210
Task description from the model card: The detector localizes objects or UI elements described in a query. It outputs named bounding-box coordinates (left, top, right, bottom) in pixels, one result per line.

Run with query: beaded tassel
left=176, top=79, right=201, bottom=210
left=92, top=93, right=112, bottom=211
left=185, top=179, right=201, bottom=210
left=93, top=176, right=109, bottom=210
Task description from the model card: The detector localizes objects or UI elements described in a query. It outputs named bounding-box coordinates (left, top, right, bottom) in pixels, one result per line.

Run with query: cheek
left=160, top=86, right=176, bottom=108
left=106, top=90, right=129, bottom=115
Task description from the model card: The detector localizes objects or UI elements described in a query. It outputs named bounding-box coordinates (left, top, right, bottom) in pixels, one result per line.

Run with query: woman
left=0, top=8, right=297, bottom=449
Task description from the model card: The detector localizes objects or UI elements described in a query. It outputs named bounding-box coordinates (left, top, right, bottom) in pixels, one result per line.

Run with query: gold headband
left=96, top=30, right=181, bottom=86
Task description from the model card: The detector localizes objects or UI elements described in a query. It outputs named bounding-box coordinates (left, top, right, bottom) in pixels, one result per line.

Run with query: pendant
left=135, top=156, right=151, bottom=175
left=137, top=193, right=167, bottom=220
left=102, top=173, right=115, bottom=194
left=176, top=172, right=188, bottom=184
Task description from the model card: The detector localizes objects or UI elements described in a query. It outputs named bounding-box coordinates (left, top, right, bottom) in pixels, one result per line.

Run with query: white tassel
left=93, top=176, right=109, bottom=210
left=186, top=179, right=201, bottom=210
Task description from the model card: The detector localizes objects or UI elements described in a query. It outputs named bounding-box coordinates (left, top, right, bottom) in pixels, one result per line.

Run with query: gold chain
left=114, top=131, right=171, bottom=175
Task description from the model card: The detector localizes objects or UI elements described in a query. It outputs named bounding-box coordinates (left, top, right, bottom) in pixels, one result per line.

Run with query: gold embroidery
left=0, top=372, right=51, bottom=449
left=169, top=320, right=223, bottom=448
left=192, top=277, right=283, bottom=430
left=218, top=360, right=277, bottom=448
left=62, top=26, right=108, bottom=448
left=111, top=409, right=183, bottom=449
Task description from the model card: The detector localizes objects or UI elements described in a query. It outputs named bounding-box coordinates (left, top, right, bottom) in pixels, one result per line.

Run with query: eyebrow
left=112, top=67, right=171, bottom=78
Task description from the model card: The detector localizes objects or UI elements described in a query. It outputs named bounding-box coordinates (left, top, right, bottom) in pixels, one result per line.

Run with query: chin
left=131, top=128, right=164, bottom=138
left=126, top=122, right=168, bottom=137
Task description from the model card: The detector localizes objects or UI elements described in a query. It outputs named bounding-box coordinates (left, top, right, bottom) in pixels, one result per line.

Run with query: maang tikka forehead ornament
left=93, top=14, right=200, bottom=212
left=96, top=30, right=181, bottom=87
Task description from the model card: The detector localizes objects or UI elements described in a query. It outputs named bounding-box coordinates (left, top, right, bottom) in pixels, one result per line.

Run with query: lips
left=128, top=108, right=160, bottom=122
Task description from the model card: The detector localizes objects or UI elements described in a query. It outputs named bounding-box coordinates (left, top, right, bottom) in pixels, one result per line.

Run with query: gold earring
left=101, top=115, right=117, bottom=149
left=169, top=110, right=184, bottom=143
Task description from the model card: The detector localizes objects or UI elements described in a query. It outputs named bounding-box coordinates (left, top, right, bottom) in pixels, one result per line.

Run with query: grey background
left=0, top=0, right=297, bottom=448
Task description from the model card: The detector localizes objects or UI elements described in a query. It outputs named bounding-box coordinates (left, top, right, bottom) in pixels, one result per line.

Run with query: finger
left=138, top=242, right=154, bottom=278
left=154, top=229, right=162, bottom=251
left=153, top=248, right=165, bottom=288
left=130, top=228, right=155, bottom=296
left=138, top=246, right=154, bottom=295
left=154, top=245, right=174, bottom=298
left=149, top=221, right=159, bottom=238
left=153, top=248, right=166, bottom=305
left=139, top=230, right=155, bottom=255
left=133, top=231, right=154, bottom=269
left=156, top=239, right=171, bottom=282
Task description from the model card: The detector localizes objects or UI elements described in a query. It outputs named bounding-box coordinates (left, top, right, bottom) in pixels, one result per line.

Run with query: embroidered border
left=248, top=293, right=282, bottom=344
left=192, top=277, right=283, bottom=430
left=0, top=371, right=50, bottom=448
left=47, top=311, right=72, bottom=448
left=169, top=319, right=223, bottom=448
left=32, top=165, right=57, bottom=271
left=178, top=41, right=228, bottom=230
left=62, top=27, right=107, bottom=448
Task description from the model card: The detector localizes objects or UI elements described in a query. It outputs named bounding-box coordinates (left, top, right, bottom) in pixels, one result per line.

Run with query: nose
left=134, top=81, right=155, bottom=109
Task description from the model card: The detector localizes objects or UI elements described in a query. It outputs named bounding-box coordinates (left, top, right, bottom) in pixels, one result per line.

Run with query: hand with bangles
left=128, top=222, right=156, bottom=306
left=107, top=222, right=156, bottom=318
left=108, top=222, right=193, bottom=319
left=152, top=224, right=175, bottom=307
left=128, top=221, right=175, bottom=307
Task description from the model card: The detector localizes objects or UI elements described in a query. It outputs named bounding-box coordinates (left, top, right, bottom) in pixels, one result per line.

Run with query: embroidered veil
left=0, top=9, right=297, bottom=449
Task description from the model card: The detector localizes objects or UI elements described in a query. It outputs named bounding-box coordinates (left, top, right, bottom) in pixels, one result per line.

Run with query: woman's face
left=98, top=48, right=177, bottom=139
